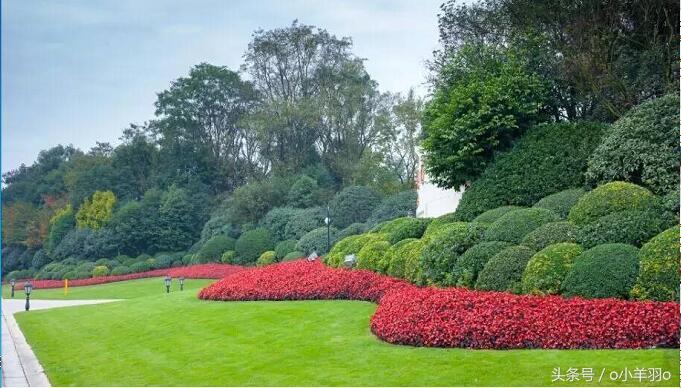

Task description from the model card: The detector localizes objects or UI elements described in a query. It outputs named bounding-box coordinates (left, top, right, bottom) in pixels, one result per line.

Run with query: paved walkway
left=2, top=299, right=120, bottom=387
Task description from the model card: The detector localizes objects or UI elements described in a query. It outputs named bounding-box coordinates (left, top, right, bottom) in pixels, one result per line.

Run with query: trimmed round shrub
left=220, top=250, right=236, bottom=264
left=111, top=265, right=131, bottom=276
left=379, top=217, right=430, bottom=244
left=129, top=261, right=151, bottom=273
left=454, top=122, right=606, bottom=220
left=521, top=243, right=583, bottom=295
left=324, top=233, right=387, bottom=267
left=296, top=227, right=339, bottom=255
left=329, top=186, right=381, bottom=228
left=475, top=245, right=536, bottom=293
left=356, top=241, right=391, bottom=272
left=533, top=189, right=585, bottom=219
left=367, top=190, right=417, bottom=224
left=420, top=222, right=485, bottom=285
left=256, top=251, right=277, bottom=267
left=31, top=249, right=51, bottom=270
left=282, top=251, right=304, bottom=261
left=452, top=241, right=512, bottom=288
left=274, top=240, right=298, bottom=260
left=577, top=210, right=669, bottom=248
left=235, top=228, right=274, bottom=265
left=284, top=207, right=324, bottom=240
left=153, top=254, right=174, bottom=269
left=472, top=206, right=522, bottom=224
left=195, top=235, right=236, bottom=263
left=562, top=243, right=639, bottom=299
left=286, top=175, right=320, bottom=208
left=568, top=182, right=657, bottom=225
left=386, top=239, right=424, bottom=282
left=92, top=265, right=109, bottom=277
left=586, top=93, right=679, bottom=195
left=423, top=213, right=459, bottom=235
left=631, top=228, right=679, bottom=301
left=483, top=208, right=559, bottom=243
left=260, top=207, right=299, bottom=242
left=337, top=223, right=368, bottom=240
left=521, top=221, right=578, bottom=251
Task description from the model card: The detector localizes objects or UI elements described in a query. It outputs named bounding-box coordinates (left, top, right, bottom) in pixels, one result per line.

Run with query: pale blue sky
left=1, top=0, right=444, bottom=174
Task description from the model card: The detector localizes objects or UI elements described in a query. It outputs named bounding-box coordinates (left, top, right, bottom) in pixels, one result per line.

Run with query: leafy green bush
left=420, top=222, right=485, bottom=285
left=660, top=190, right=679, bottom=225
left=286, top=175, right=320, bottom=208
left=296, top=227, right=339, bottom=255
left=337, top=223, right=368, bottom=240
left=453, top=122, right=606, bottom=220
left=195, top=235, right=236, bottom=263
left=475, top=245, right=536, bottom=292
left=153, top=254, right=174, bottom=269
left=422, top=216, right=464, bottom=240
left=521, top=243, right=583, bottom=295
left=386, top=239, right=424, bottom=282
left=356, top=241, right=391, bottom=272
left=31, top=249, right=51, bottom=270
left=483, top=208, right=559, bottom=243
left=282, top=251, right=304, bottom=261
left=367, top=190, right=417, bottom=224
left=586, top=94, right=679, bottom=195
left=111, top=265, right=131, bottom=276
left=220, top=250, right=236, bottom=264
left=472, top=206, right=523, bottom=224
left=520, top=221, right=578, bottom=251
left=452, top=241, right=512, bottom=288
left=329, top=186, right=381, bottom=228
left=533, top=189, right=585, bottom=219
left=129, top=261, right=151, bottom=273
left=92, top=265, right=109, bottom=277
left=562, top=243, right=639, bottom=299
left=235, top=228, right=274, bottom=265
left=284, top=207, right=324, bottom=240
left=568, top=182, right=657, bottom=225
left=379, top=217, right=430, bottom=244
left=260, top=207, right=299, bottom=242
left=577, top=210, right=669, bottom=248
left=324, top=233, right=387, bottom=267
left=256, top=251, right=277, bottom=267
left=631, top=228, right=679, bottom=301
left=274, top=240, right=298, bottom=260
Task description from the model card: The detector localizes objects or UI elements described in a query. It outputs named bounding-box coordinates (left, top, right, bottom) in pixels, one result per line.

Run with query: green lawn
left=14, top=281, right=679, bottom=387
left=2, top=277, right=214, bottom=300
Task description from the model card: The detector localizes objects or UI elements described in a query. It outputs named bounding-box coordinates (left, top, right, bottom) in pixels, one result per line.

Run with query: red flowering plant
left=199, top=260, right=679, bottom=350
left=13, top=264, right=244, bottom=290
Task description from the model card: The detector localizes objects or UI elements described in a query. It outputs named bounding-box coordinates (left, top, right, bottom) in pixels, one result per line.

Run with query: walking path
left=2, top=299, right=120, bottom=387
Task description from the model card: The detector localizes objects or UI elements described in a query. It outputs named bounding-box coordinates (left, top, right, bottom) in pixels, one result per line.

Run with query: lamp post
left=179, top=277, right=185, bottom=291
left=10, top=278, right=16, bottom=298
left=24, top=281, right=33, bottom=311
left=164, top=276, right=171, bottom=293
left=325, top=205, right=331, bottom=254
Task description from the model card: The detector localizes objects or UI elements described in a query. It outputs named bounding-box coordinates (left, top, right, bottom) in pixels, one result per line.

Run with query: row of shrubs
left=321, top=181, right=678, bottom=301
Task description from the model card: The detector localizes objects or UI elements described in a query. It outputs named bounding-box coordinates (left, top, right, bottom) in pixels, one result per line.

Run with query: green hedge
left=220, top=250, right=236, bottom=264
left=630, top=228, right=679, bottom=301
left=386, top=239, right=424, bottom=282
left=356, top=241, right=391, bottom=272
left=475, top=245, right=536, bottom=292
left=296, top=227, right=339, bottom=255
left=195, top=235, right=236, bottom=263
left=568, top=182, right=657, bottom=225
left=521, top=243, right=583, bottom=295
left=577, top=210, right=669, bottom=248
left=420, top=222, right=485, bottom=285
left=274, top=240, right=298, bottom=260
left=561, top=243, right=639, bottom=299
left=520, top=221, right=578, bottom=251
left=472, top=206, right=523, bottom=224
left=92, top=265, right=109, bottom=277
left=130, top=261, right=151, bottom=273
left=329, top=186, right=381, bottom=228
left=454, top=122, right=606, bottom=220
left=235, top=228, right=274, bottom=265
left=110, top=265, right=131, bottom=276
left=483, top=208, right=559, bottom=243
left=284, top=207, right=324, bottom=240
left=452, top=241, right=512, bottom=288
left=379, top=217, right=430, bottom=244
left=256, top=251, right=277, bottom=267
left=286, top=175, right=320, bottom=208
left=260, top=207, right=299, bottom=242
left=325, top=233, right=387, bottom=267
left=282, top=251, right=304, bottom=261
left=533, top=189, right=585, bottom=219
left=367, top=190, right=417, bottom=224
left=586, top=93, right=679, bottom=195
left=337, top=223, right=368, bottom=240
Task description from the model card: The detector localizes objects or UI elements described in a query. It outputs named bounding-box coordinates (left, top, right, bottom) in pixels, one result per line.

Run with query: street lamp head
left=24, top=281, right=33, bottom=296
left=10, top=278, right=16, bottom=287
left=324, top=217, right=330, bottom=225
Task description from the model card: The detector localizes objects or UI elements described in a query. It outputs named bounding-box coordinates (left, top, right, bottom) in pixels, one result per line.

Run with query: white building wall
left=415, top=151, right=463, bottom=218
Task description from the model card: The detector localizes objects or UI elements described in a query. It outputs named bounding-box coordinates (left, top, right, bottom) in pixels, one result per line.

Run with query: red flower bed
left=199, top=260, right=413, bottom=302
left=13, top=264, right=245, bottom=290
left=199, top=260, right=679, bottom=350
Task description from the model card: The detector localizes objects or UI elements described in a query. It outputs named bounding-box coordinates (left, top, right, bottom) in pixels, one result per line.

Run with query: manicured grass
left=15, top=290, right=678, bottom=387
left=2, top=278, right=214, bottom=300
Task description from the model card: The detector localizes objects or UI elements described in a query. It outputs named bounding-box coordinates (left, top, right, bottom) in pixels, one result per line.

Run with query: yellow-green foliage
left=76, top=190, right=116, bottom=229
left=325, top=233, right=387, bottom=267
left=356, top=241, right=391, bottom=272
left=521, top=243, right=583, bottom=295
left=92, top=265, right=110, bottom=278
left=387, top=238, right=424, bottom=282
left=568, top=182, right=656, bottom=225
left=630, top=228, right=679, bottom=301
left=256, top=251, right=277, bottom=267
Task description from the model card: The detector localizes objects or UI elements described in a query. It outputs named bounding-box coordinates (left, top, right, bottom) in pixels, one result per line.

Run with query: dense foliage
left=194, top=235, right=236, bottom=263
left=329, top=186, right=381, bottom=228
left=631, top=228, right=679, bottom=302
left=419, top=222, right=484, bottom=285
left=471, top=206, right=521, bottom=224
left=356, top=241, right=391, bottom=272
left=520, top=222, right=578, bottom=251
left=483, top=208, right=558, bottom=244
left=576, top=210, right=669, bottom=248
left=234, top=228, right=274, bottom=265
left=475, top=245, right=536, bottom=293
left=367, top=190, right=417, bottom=224
left=296, top=227, right=339, bottom=255
left=567, top=182, right=657, bottom=225
left=386, top=239, right=424, bottom=281
left=451, top=241, right=512, bottom=288
left=532, top=189, right=584, bottom=219
left=378, top=217, right=429, bottom=244
left=521, top=243, right=582, bottom=296
left=562, top=244, right=639, bottom=299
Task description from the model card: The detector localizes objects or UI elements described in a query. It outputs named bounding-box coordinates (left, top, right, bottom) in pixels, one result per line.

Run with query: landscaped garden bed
left=199, top=260, right=679, bottom=350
